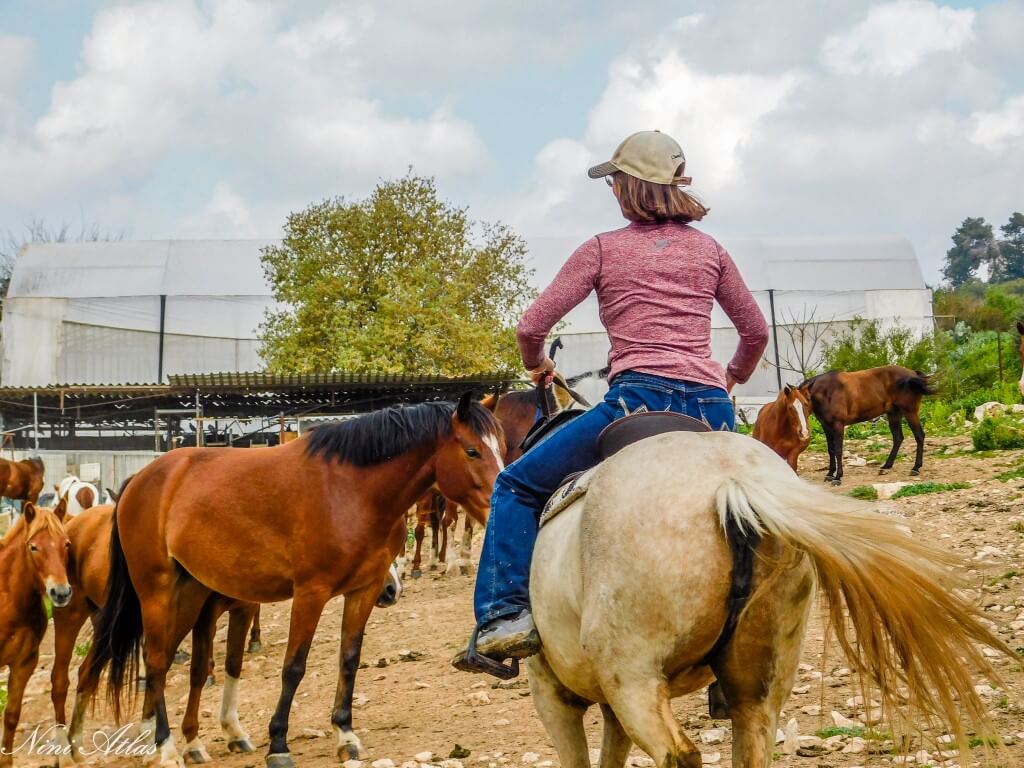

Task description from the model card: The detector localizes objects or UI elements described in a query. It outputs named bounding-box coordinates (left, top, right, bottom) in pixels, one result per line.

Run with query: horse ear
left=455, top=391, right=474, bottom=422
left=480, top=393, right=499, bottom=412
left=783, top=384, right=793, bottom=396
left=54, top=497, right=68, bottom=521
left=23, top=502, right=36, bottom=524
left=1017, top=320, right=1024, bottom=336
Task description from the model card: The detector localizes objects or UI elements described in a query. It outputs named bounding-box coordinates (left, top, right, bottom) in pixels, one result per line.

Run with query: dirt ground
left=7, top=435, right=1024, bottom=768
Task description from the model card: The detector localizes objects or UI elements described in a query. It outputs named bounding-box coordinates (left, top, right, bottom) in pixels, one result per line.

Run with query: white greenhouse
left=2, top=237, right=933, bottom=409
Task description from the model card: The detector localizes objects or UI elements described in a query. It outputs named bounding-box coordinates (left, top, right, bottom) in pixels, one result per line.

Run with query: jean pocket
left=614, top=383, right=673, bottom=415
left=697, top=397, right=735, bottom=431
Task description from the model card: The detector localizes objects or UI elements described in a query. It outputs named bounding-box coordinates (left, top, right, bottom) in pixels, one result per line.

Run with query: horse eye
left=29, top=544, right=38, bottom=552
left=65, top=541, right=71, bottom=549
left=466, top=447, right=482, bottom=459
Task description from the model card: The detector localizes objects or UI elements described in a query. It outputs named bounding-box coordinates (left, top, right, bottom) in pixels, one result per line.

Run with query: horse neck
left=356, top=441, right=443, bottom=525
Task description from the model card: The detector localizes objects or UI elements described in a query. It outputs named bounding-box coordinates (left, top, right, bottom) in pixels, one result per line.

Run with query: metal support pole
left=195, top=390, right=203, bottom=447
left=158, top=294, right=167, bottom=383
left=33, top=392, right=39, bottom=452
left=768, top=289, right=782, bottom=391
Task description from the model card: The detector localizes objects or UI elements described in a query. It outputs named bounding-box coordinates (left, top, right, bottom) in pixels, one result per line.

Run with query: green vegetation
left=849, top=485, right=879, bottom=501
left=967, top=736, right=1000, bottom=749
left=816, top=726, right=865, bottom=738
left=449, top=745, right=471, bottom=759
left=821, top=317, right=933, bottom=375
left=890, top=482, right=970, bottom=499
left=996, top=464, right=1024, bottom=481
left=75, top=641, right=91, bottom=658
left=0, top=682, right=6, bottom=711
left=1013, top=522, right=1024, bottom=534
left=259, top=174, right=534, bottom=375
left=972, top=415, right=1024, bottom=451
left=45, top=597, right=52, bottom=620
left=989, top=570, right=1020, bottom=586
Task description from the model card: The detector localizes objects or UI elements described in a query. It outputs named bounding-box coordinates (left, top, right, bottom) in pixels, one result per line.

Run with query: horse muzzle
left=375, top=564, right=403, bottom=608
left=48, top=583, right=73, bottom=608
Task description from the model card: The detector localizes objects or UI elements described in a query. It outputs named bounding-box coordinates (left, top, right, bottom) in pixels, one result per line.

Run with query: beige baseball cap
left=587, top=130, right=692, bottom=186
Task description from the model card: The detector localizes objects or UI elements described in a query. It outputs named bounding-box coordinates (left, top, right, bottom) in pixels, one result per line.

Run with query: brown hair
left=612, top=167, right=708, bottom=223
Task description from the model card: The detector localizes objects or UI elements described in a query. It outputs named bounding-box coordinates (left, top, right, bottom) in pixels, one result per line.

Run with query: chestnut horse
left=0, top=456, right=45, bottom=503
left=0, top=499, right=72, bottom=768
left=81, top=394, right=502, bottom=768
left=799, top=365, right=935, bottom=485
left=410, top=489, right=447, bottom=578
left=752, top=385, right=811, bottom=471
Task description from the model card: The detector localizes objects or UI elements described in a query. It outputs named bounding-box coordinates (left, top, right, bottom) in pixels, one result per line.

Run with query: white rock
left=415, top=753, right=434, bottom=763
left=415, top=681, right=431, bottom=689
left=791, top=684, right=811, bottom=694
left=701, top=752, right=721, bottom=765
left=493, top=719, right=511, bottom=727
left=974, top=402, right=1006, bottom=422
left=521, top=755, right=540, bottom=765
left=832, top=711, right=860, bottom=728
left=845, top=454, right=868, bottom=467
left=589, top=749, right=601, bottom=764
left=800, top=705, right=821, bottom=716
left=466, top=691, right=492, bottom=706
left=797, top=736, right=822, bottom=749
left=344, top=761, right=365, bottom=768
left=700, top=729, right=726, bottom=745
left=401, top=762, right=419, bottom=768
left=842, top=738, right=867, bottom=754
left=373, top=760, right=396, bottom=768
left=783, top=718, right=800, bottom=755
left=873, top=482, right=910, bottom=500
left=442, top=761, right=464, bottom=768
left=823, top=736, right=845, bottom=752
left=775, top=729, right=786, bottom=745
left=628, top=758, right=655, bottom=768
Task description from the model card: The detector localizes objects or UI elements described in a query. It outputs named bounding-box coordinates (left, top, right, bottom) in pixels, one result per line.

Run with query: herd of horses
left=0, top=334, right=1022, bottom=768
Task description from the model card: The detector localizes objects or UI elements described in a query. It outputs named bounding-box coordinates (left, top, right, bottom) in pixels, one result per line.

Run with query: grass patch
left=997, top=465, right=1024, bottom=481
left=1013, top=522, right=1024, bottom=533
left=74, top=641, right=91, bottom=658
left=816, top=726, right=865, bottom=738
left=45, top=597, right=53, bottom=621
left=968, top=736, right=1000, bottom=749
left=890, top=482, right=970, bottom=499
left=989, top=570, right=1020, bottom=586
left=0, top=682, right=6, bottom=711
left=849, top=485, right=879, bottom=500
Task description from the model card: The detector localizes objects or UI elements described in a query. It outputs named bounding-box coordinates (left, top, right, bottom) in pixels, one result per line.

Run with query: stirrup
left=451, top=624, right=520, bottom=680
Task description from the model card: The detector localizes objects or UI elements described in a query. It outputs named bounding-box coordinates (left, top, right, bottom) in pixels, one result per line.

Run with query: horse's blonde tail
left=717, top=471, right=1015, bottom=754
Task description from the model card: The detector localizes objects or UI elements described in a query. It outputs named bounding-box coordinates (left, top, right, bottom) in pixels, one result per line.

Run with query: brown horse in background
left=752, top=384, right=811, bottom=471
left=800, top=365, right=935, bottom=485
left=53, top=502, right=266, bottom=764
left=80, top=395, right=502, bottom=768
left=0, top=456, right=45, bottom=503
left=0, top=499, right=71, bottom=767
left=410, top=489, right=447, bottom=578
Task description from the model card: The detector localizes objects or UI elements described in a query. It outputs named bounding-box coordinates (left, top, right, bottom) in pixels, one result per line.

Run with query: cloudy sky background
left=2, top=0, right=1022, bottom=285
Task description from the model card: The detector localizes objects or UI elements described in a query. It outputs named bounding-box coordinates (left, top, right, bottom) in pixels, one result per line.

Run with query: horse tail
left=78, top=496, right=142, bottom=722
left=898, top=372, right=937, bottom=396
left=716, top=469, right=1013, bottom=754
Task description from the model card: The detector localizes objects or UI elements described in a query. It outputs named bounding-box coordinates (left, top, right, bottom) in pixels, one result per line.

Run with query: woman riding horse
left=456, top=130, right=769, bottom=669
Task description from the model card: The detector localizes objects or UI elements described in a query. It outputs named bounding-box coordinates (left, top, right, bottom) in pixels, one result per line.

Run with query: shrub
left=822, top=317, right=934, bottom=373
left=972, top=415, right=1024, bottom=451
left=849, top=485, right=879, bottom=500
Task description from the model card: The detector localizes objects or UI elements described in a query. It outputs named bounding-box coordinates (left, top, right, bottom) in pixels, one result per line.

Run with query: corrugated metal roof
left=166, top=371, right=521, bottom=389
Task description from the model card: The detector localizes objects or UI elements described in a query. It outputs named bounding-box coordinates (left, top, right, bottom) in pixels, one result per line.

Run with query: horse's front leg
left=0, top=652, right=37, bottom=768
left=331, top=585, right=379, bottom=761
left=267, top=587, right=329, bottom=768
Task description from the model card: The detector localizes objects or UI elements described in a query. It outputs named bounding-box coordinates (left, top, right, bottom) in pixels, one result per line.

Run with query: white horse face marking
left=376, top=562, right=403, bottom=607
left=791, top=398, right=809, bottom=441
left=484, top=433, right=505, bottom=470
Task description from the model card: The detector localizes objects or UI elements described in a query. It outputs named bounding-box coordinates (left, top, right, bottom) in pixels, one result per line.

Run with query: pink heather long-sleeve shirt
left=517, top=221, right=769, bottom=389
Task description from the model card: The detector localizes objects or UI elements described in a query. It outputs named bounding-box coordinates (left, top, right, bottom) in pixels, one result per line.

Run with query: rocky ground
left=5, top=436, right=1024, bottom=768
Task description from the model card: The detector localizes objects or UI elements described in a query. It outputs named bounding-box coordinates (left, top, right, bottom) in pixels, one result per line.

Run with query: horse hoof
left=411, top=570, right=422, bottom=579
left=184, top=748, right=210, bottom=764
left=878, top=467, right=890, bottom=475
left=338, top=743, right=367, bottom=761
left=266, top=753, right=294, bottom=768
left=910, top=469, right=920, bottom=476
left=205, top=674, right=215, bottom=688
left=823, top=475, right=835, bottom=483
left=228, top=739, right=256, bottom=754
left=830, top=479, right=842, bottom=487
left=247, top=640, right=262, bottom=654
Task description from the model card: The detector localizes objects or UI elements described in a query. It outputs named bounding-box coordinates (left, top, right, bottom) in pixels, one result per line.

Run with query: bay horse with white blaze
left=0, top=456, right=45, bottom=504
left=0, top=499, right=71, bottom=767
left=81, top=394, right=502, bottom=768
left=752, top=384, right=811, bottom=471
left=529, top=431, right=1014, bottom=768
left=799, top=365, right=934, bottom=485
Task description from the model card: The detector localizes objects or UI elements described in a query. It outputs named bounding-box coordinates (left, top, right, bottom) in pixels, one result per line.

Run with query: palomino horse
left=57, top=475, right=99, bottom=516
left=1017, top=320, right=1023, bottom=395
left=0, top=499, right=72, bottom=767
left=799, top=365, right=934, bottom=485
left=751, top=384, right=811, bottom=471
left=57, top=502, right=405, bottom=764
left=528, top=431, right=1014, bottom=768
left=0, top=456, right=45, bottom=504
left=82, top=394, right=502, bottom=768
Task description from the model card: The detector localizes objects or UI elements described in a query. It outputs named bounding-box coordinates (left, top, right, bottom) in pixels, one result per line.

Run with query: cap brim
left=587, top=161, right=618, bottom=179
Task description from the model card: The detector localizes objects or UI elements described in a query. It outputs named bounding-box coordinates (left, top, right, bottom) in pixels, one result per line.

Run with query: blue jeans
left=473, top=371, right=735, bottom=625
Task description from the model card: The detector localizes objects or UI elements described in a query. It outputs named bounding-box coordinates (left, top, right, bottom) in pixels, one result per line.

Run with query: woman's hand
left=725, top=371, right=738, bottom=393
left=528, top=357, right=556, bottom=386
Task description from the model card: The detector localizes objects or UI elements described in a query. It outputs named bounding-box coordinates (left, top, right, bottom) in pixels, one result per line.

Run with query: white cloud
left=821, top=0, right=975, bottom=76
left=0, top=35, right=34, bottom=96
left=970, top=95, right=1024, bottom=151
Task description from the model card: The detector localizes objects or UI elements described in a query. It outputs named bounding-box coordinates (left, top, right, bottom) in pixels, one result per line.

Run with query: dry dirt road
left=7, top=438, right=1024, bottom=768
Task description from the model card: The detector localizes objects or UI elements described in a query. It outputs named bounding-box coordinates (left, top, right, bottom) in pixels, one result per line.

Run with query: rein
left=535, top=376, right=592, bottom=418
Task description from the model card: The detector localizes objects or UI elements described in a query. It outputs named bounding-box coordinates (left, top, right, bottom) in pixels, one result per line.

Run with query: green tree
left=941, top=217, right=997, bottom=287
left=259, top=175, right=535, bottom=375
left=821, top=317, right=934, bottom=373
left=992, top=212, right=1024, bottom=282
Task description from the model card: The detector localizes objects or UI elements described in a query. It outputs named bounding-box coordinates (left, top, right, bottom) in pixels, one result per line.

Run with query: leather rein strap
left=536, top=376, right=592, bottom=418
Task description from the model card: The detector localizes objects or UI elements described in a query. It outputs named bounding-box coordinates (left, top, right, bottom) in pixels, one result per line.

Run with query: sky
left=1, top=0, right=1022, bottom=287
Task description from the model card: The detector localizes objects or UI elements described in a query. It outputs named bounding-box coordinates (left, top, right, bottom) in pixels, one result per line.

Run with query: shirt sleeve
left=516, top=237, right=601, bottom=370
left=714, top=244, right=769, bottom=384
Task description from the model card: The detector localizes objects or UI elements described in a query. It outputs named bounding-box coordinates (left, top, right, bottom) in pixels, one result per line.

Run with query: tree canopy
left=941, top=213, right=1024, bottom=287
left=259, top=175, right=535, bottom=375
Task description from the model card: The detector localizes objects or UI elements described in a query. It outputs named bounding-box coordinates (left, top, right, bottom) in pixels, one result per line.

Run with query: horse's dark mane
left=306, top=401, right=500, bottom=467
